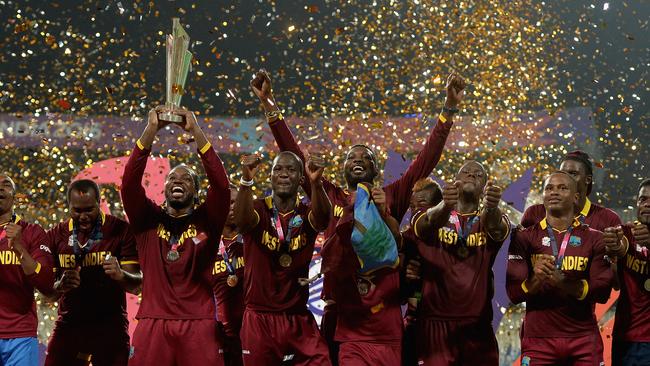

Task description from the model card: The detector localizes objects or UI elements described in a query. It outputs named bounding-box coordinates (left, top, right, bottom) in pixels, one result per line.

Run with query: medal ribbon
left=71, top=215, right=104, bottom=265
left=271, top=207, right=295, bottom=255
left=219, top=235, right=241, bottom=275
left=450, top=211, right=480, bottom=247
left=545, top=224, right=573, bottom=269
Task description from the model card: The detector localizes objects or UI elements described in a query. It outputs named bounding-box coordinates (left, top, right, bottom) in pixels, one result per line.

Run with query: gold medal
left=357, top=279, right=370, bottom=296
left=279, top=253, right=292, bottom=267
left=166, top=250, right=180, bottom=262
left=644, top=279, right=650, bottom=292
left=456, top=246, right=469, bottom=259
left=227, top=274, right=239, bottom=287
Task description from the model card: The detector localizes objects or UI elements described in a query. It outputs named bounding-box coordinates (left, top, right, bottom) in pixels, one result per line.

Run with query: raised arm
left=385, top=74, right=465, bottom=221
left=252, top=70, right=338, bottom=197
left=175, top=109, right=231, bottom=231
left=120, top=107, right=167, bottom=227
left=305, top=155, right=332, bottom=231
left=413, top=181, right=458, bottom=241
left=480, top=181, right=510, bottom=241
left=233, top=154, right=262, bottom=233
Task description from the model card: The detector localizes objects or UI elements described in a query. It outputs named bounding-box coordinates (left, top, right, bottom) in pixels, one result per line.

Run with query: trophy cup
left=159, top=18, right=192, bottom=123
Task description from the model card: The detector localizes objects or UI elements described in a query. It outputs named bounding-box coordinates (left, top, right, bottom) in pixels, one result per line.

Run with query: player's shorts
left=240, top=309, right=331, bottom=366
left=45, top=321, right=129, bottom=366
left=521, top=333, right=604, bottom=366
left=416, top=318, right=498, bottom=366
left=128, top=318, right=223, bottom=366
left=338, top=341, right=401, bottom=366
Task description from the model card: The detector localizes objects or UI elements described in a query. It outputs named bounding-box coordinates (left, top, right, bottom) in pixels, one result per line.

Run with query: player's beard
left=167, top=194, right=194, bottom=211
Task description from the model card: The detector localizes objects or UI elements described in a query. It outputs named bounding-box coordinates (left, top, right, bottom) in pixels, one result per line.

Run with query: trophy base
left=158, top=112, right=184, bottom=123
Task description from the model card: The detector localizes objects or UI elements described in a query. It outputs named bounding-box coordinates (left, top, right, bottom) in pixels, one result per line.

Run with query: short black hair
left=639, top=178, right=650, bottom=192
left=67, top=179, right=101, bottom=203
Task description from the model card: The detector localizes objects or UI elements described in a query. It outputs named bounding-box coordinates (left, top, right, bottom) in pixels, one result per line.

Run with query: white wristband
left=240, top=177, right=254, bottom=187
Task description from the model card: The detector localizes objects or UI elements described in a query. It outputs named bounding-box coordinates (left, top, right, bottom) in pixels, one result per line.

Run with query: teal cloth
left=350, top=184, right=399, bottom=275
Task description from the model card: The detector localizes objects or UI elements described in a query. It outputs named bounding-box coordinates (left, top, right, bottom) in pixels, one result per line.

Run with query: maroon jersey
left=46, top=213, right=138, bottom=325
left=243, top=197, right=318, bottom=313
left=613, top=222, right=650, bottom=342
left=212, top=234, right=245, bottom=337
left=0, top=215, right=54, bottom=338
left=121, top=141, right=230, bottom=319
left=506, top=218, right=613, bottom=337
left=410, top=210, right=510, bottom=321
left=521, top=198, right=621, bottom=231
left=268, top=116, right=452, bottom=300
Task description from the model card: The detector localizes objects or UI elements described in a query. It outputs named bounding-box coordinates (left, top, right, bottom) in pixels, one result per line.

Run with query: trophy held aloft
left=158, top=18, right=193, bottom=123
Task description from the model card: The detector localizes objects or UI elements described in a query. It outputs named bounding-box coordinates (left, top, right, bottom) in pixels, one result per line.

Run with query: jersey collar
left=580, top=197, right=592, bottom=217
left=539, top=216, right=581, bottom=231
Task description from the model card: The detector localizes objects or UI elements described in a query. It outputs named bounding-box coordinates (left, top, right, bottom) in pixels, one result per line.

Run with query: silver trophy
left=158, top=18, right=192, bottom=123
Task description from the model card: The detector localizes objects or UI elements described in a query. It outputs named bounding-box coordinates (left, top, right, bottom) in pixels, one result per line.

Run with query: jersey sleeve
left=120, top=142, right=160, bottom=230
left=194, top=143, right=231, bottom=237
left=583, top=233, right=614, bottom=303
left=118, top=222, right=139, bottom=266
left=506, top=229, right=532, bottom=304
left=24, top=224, right=55, bottom=295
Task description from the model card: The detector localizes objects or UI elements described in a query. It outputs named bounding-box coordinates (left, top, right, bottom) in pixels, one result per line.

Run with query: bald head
left=272, top=151, right=304, bottom=175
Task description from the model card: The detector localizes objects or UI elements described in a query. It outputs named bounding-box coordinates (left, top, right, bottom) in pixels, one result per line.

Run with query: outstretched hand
left=483, top=181, right=503, bottom=210
left=250, top=69, right=277, bottom=112
left=241, top=154, right=262, bottom=181
left=442, top=181, right=461, bottom=211
left=444, top=73, right=466, bottom=109
left=306, top=154, right=326, bottom=184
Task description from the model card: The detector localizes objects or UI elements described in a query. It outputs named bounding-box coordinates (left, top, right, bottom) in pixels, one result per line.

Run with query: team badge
left=521, top=356, right=531, bottom=366
left=644, top=279, right=650, bottom=292
left=68, top=235, right=75, bottom=247
left=569, top=235, right=581, bottom=247
left=542, top=237, right=551, bottom=247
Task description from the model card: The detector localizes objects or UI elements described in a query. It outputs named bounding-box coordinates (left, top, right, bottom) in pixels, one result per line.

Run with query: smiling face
left=69, top=189, right=100, bottom=233
left=637, top=185, right=650, bottom=225
left=455, top=161, right=487, bottom=197
left=343, top=145, right=378, bottom=187
left=164, top=165, right=197, bottom=210
left=271, top=152, right=303, bottom=199
left=543, top=172, right=579, bottom=215
left=0, top=175, right=15, bottom=216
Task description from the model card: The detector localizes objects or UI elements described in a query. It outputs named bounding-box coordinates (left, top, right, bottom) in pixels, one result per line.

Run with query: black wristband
left=442, top=106, right=460, bottom=114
